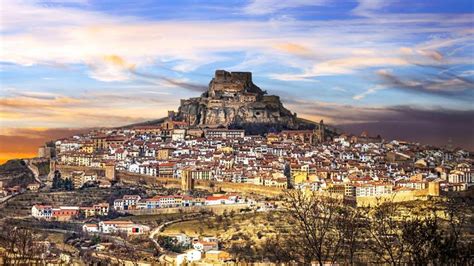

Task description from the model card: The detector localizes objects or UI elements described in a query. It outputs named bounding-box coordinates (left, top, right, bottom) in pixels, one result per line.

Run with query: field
left=162, top=211, right=285, bottom=244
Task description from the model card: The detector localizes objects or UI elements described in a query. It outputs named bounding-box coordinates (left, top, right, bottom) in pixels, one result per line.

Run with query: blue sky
left=0, top=0, right=473, bottom=156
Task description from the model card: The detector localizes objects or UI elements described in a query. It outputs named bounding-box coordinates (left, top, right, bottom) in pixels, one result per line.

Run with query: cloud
left=399, top=47, right=444, bottom=62
left=352, top=85, right=385, bottom=100
left=243, top=0, right=329, bottom=15
left=337, top=106, right=474, bottom=150
left=87, top=55, right=136, bottom=81
left=273, top=43, right=316, bottom=58
left=284, top=98, right=474, bottom=150
left=0, top=91, right=178, bottom=128
left=130, top=70, right=207, bottom=92
left=1, top=0, right=472, bottom=90
left=312, top=56, right=408, bottom=75
left=88, top=54, right=208, bottom=91
left=352, top=0, right=390, bottom=17
left=271, top=55, right=409, bottom=80
left=285, top=98, right=474, bottom=125
left=0, top=96, right=83, bottom=109
left=377, top=69, right=474, bottom=99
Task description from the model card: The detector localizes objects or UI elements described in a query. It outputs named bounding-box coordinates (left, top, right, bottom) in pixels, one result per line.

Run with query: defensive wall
left=119, top=203, right=250, bottom=216
left=356, top=184, right=440, bottom=207
left=117, top=171, right=180, bottom=189
left=55, top=165, right=283, bottom=197
left=56, top=164, right=105, bottom=176
left=54, top=165, right=440, bottom=205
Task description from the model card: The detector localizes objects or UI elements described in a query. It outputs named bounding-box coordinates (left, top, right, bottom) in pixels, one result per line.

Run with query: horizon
left=1, top=0, right=473, bottom=162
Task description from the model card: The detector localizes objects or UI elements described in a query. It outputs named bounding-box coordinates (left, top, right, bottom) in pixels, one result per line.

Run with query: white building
left=97, top=221, right=150, bottom=235
left=31, top=205, right=52, bottom=219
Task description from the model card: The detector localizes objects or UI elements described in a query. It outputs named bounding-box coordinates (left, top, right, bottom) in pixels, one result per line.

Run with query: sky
left=0, top=0, right=473, bottom=162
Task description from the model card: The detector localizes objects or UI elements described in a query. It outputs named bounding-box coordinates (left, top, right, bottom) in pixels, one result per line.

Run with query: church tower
left=314, top=120, right=325, bottom=143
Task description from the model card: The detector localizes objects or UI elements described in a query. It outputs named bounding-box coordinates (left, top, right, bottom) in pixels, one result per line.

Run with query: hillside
left=0, top=159, right=36, bottom=188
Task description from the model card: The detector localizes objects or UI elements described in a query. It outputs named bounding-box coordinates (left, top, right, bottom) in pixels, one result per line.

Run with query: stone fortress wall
left=54, top=164, right=439, bottom=205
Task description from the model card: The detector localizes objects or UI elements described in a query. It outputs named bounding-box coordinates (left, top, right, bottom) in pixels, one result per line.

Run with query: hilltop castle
left=177, top=70, right=313, bottom=133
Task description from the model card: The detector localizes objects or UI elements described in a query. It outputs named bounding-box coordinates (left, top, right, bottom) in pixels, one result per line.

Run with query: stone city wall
left=356, top=187, right=437, bottom=207
left=56, top=164, right=105, bottom=176
left=120, top=203, right=250, bottom=216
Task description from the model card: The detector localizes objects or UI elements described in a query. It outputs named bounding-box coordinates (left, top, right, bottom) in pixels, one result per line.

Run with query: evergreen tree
left=52, top=171, right=63, bottom=189
left=64, top=178, right=74, bottom=191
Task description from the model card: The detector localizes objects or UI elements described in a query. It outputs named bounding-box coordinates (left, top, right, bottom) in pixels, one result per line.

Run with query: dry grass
left=163, top=211, right=282, bottom=244
left=45, top=232, right=77, bottom=253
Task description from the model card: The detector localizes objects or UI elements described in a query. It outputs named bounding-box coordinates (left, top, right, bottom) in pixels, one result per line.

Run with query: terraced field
left=0, top=187, right=135, bottom=218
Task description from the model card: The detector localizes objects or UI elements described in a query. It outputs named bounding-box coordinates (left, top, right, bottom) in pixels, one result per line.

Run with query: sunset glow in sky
left=1, top=0, right=473, bottom=162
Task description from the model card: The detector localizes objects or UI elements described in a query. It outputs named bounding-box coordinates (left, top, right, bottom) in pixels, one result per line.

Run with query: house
left=80, top=203, right=109, bottom=217
left=82, top=224, right=99, bottom=233
left=93, top=203, right=110, bottom=216
left=205, top=195, right=237, bottom=205
left=169, top=234, right=191, bottom=246
left=114, top=195, right=141, bottom=210
left=32, top=205, right=53, bottom=219
left=185, top=249, right=202, bottom=262
left=192, top=241, right=218, bottom=252
left=27, top=183, right=40, bottom=192
left=51, top=206, right=79, bottom=221
left=98, top=220, right=150, bottom=235
left=355, top=182, right=393, bottom=197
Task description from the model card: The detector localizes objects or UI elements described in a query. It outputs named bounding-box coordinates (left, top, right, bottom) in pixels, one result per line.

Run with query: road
left=149, top=214, right=208, bottom=254
left=149, top=218, right=182, bottom=254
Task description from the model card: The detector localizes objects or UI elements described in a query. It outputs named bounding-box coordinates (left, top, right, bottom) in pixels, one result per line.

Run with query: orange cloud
left=274, top=43, right=314, bottom=57
left=103, top=54, right=136, bottom=70
left=0, top=96, right=83, bottom=109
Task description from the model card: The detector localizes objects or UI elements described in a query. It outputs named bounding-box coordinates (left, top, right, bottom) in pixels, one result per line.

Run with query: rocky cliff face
left=177, top=70, right=314, bottom=133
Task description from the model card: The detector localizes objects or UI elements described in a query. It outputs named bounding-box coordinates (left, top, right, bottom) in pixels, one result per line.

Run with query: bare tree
left=283, top=190, right=350, bottom=265
left=364, top=196, right=473, bottom=265
left=400, top=214, right=442, bottom=265
left=337, top=205, right=364, bottom=265
left=437, top=196, right=473, bottom=264
left=0, top=225, right=48, bottom=264
left=364, top=200, right=408, bottom=265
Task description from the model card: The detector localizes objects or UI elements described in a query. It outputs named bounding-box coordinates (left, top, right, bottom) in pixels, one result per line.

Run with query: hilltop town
left=0, top=71, right=472, bottom=265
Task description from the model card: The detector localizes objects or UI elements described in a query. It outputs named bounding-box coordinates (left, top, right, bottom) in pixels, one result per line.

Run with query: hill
left=0, top=159, right=36, bottom=188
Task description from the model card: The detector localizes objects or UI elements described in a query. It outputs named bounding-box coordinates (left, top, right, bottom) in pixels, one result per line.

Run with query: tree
left=365, top=197, right=473, bottom=265
left=437, top=196, right=472, bottom=264
left=0, top=225, right=48, bottom=264
left=400, top=215, right=442, bottom=265
left=282, top=190, right=353, bottom=265
left=52, top=170, right=63, bottom=189
left=64, top=178, right=74, bottom=191
left=284, top=163, right=292, bottom=188
left=364, top=201, right=408, bottom=265
left=259, top=235, right=297, bottom=263
left=271, top=191, right=473, bottom=265
left=157, top=236, right=187, bottom=253
left=337, top=205, right=364, bottom=265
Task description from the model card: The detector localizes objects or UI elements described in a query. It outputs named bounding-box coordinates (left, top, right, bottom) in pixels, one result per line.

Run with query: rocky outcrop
left=177, top=70, right=314, bottom=133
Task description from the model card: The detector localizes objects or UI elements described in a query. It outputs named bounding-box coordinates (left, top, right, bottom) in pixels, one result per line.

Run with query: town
left=44, top=116, right=471, bottom=198
left=0, top=70, right=472, bottom=264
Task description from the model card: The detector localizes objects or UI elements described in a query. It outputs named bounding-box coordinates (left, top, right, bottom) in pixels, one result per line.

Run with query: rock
left=177, top=70, right=314, bottom=134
